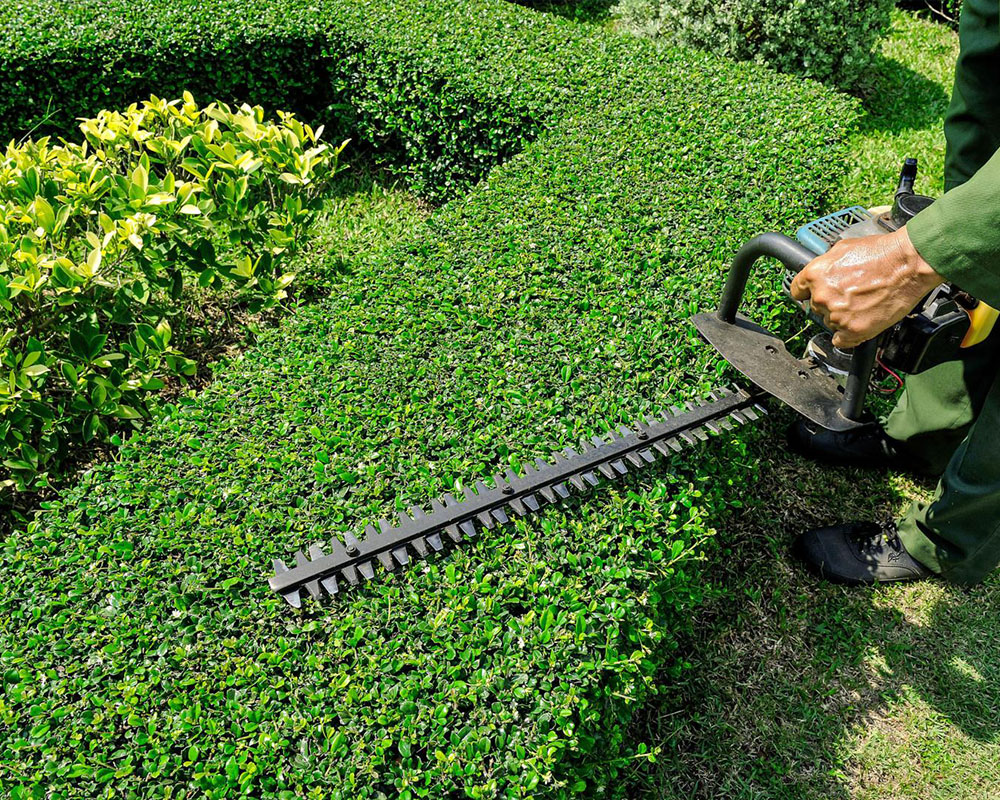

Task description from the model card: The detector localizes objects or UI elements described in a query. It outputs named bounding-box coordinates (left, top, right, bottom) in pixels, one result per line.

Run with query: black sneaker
left=787, top=419, right=933, bottom=475
left=793, top=521, right=933, bottom=584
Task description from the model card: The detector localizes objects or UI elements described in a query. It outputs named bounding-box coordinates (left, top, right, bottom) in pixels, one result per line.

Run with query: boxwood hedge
left=0, top=0, right=570, bottom=199
left=0, top=0, right=856, bottom=797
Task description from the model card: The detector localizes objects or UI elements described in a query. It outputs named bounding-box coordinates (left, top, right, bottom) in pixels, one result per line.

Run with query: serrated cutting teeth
left=477, top=511, right=495, bottom=529
left=342, top=565, right=360, bottom=586
left=377, top=551, right=395, bottom=571
left=268, top=384, right=765, bottom=604
left=411, top=537, right=429, bottom=557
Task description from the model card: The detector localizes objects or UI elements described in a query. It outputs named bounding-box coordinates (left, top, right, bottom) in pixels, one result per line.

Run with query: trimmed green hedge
left=0, top=0, right=856, bottom=797
left=0, top=0, right=563, bottom=199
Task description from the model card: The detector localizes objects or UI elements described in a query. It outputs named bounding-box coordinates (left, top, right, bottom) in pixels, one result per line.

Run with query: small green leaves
left=0, top=95, right=344, bottom=492
left=0, top=1, right=855, bottom=797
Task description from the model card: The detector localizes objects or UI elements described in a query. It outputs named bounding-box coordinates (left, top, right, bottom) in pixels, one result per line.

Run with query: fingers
left=831, top=326, right=867, bottom=350
left=831, top=329, right=855, bottom=349
left=789, top=266, right=812, bottom=302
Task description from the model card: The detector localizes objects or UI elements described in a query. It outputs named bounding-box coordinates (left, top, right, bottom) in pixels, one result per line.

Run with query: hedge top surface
left=0, top=0, right=843, bottom=130
left=2, top=0, right=588, bottom=107
left=0, top=0, right=625, bottom=195
left=1, top=0, right=856, bottom=797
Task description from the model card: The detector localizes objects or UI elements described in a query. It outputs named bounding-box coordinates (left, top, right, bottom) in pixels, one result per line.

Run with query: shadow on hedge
left=624, top=416, right=999, bottom=798
left=4, top=38, right=340, bottom=143
left=506, top=0, right=615, bottom=24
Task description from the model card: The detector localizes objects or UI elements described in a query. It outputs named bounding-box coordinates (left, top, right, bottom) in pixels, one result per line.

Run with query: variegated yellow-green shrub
left=0, top=93, right=346, bottom=494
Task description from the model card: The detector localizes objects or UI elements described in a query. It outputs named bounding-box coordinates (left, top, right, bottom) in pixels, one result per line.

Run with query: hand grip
left=718, top=233, right=816, bottom=324
left=715, top=232, right=877, bottom=424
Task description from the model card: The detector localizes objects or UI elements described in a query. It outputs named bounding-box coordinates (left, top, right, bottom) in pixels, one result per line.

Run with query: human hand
left=789, top=227, right=944, bottom=349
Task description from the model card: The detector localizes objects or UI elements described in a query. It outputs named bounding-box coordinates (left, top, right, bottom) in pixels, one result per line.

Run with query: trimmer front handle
left=693, top=233, right=880, bottom=430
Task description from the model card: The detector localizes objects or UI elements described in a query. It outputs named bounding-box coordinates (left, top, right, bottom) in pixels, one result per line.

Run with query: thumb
left=832, top=329, right=862, bottom=350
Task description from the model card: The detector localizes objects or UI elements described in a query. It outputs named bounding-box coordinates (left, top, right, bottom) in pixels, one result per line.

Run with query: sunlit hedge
left=0, top=0, right=856, bottom=797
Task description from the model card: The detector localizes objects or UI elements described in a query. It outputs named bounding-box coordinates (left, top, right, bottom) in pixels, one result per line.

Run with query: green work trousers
left=890, top=0, right=1000, bottom=583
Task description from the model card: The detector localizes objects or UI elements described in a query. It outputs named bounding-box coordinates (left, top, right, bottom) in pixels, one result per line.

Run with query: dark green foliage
left=507, top=0, right=615, bottom=23
left=0, top=0, right=856, bottom=796
left=611, top=0, right=896, bottom=87
left=0, top=0, right=562, bottom=200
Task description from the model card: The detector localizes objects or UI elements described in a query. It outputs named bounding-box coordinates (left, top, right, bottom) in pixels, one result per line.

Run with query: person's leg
left=884, top=0, right=1000, bottom=472
left=897, top=364, right=1000, bottom=583
left=884, top=336, right=1000, bottom=474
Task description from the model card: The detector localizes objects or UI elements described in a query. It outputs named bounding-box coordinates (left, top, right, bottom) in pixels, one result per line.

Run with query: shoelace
left=851, top=523, right=903, bottom=556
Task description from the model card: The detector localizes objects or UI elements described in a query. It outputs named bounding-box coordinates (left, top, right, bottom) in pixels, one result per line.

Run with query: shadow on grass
left=853, top=52, right=951, bottom=135
left=623, top=414, right=999, bottom=798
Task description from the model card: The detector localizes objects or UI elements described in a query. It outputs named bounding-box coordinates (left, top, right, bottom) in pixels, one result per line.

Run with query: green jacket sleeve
left=908, top=145, right=1000, bottom=309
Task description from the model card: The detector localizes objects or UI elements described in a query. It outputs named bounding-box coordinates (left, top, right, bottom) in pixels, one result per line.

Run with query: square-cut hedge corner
left=0, top=0, right=857, bottom=797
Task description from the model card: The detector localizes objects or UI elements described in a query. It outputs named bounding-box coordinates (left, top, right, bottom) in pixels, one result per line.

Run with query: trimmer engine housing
left=787, top=158, right=972, bottom=378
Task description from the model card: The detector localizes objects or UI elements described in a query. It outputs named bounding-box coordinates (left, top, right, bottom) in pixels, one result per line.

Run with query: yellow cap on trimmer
left=962, top=301, right=999, bottom=348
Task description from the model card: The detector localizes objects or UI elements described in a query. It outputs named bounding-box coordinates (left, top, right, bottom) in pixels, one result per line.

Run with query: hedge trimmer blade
left=269, top=385, right=765, bottom=607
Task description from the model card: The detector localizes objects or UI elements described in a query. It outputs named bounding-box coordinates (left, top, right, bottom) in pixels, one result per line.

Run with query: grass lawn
left=178, top=162, right=430, bottom=371
left=277, top=164, right=431, bottom=297
left=625, top=11, right=1000, bottom=799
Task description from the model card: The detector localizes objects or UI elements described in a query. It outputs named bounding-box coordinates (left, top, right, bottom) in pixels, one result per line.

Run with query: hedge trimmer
left=270, top=158, right=998, bottom=607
